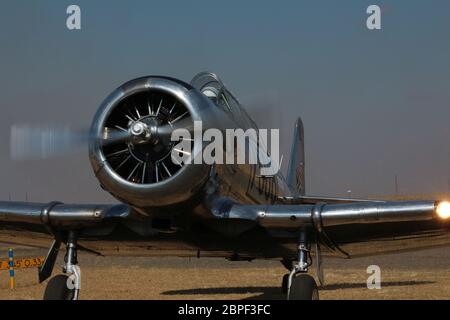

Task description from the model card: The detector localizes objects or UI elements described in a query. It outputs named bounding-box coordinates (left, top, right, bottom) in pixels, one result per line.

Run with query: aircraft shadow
left=162, top=280, right=434, bottom=300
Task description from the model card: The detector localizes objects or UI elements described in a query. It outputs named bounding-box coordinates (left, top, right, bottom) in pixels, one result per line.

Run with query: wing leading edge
left=0, top=201, right=129, bottom=230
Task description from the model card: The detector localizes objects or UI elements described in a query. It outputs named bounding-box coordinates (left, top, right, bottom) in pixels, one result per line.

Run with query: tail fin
left=286, top=118, right=305, bottom=196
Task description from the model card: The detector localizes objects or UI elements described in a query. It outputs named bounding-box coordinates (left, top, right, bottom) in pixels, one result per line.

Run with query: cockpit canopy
left=190, top=72, right=238, bottom=113
left=190, top=72, right=258, bottom=131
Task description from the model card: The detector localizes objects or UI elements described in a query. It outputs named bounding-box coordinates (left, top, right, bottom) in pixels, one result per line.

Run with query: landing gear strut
left=42, top=231, right=81, bottom=300
left=285, top=229, right=319, bottom=300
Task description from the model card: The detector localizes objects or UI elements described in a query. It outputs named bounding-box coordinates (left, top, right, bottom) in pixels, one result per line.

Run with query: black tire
left=43, top=275, right=75, bottom=300
left=281, top=274, right=289, bottom=294
left=288, top=274, right=319, bottom=300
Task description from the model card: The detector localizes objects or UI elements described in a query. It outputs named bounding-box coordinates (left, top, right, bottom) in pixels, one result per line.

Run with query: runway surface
left=0, top=245, right=448, bottom=300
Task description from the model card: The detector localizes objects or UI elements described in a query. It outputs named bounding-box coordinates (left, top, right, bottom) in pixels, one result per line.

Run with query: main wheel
left=287, top=274, right=319, bottom=300
left=43, top=275, right=75, bottom=300
left=281, top=274, right=289, bottom=294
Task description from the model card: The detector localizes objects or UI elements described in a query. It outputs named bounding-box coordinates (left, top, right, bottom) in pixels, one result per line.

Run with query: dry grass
left=0, top=252, right=448, bottom=300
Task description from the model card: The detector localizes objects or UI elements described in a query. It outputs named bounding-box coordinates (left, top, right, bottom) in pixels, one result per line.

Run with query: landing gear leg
left=43, top=231, right=81, bottom=300
left=280, top=258, right=292, bottom=294
left=286, top=230, right=319, bottom=300
left=281, top=274, right=289, bottom=294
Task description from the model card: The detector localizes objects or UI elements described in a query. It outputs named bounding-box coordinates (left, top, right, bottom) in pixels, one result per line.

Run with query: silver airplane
left=1, top=72, right=450, bottom=300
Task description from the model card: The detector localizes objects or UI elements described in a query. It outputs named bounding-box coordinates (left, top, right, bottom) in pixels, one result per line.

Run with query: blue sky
left=1, top=1, right=449, bottom=202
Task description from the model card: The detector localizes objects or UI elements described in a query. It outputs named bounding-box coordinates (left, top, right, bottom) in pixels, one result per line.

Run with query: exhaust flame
left=436, top=201, right=450, bottom=220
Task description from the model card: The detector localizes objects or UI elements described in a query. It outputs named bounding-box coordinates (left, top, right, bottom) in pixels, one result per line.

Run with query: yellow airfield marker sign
left=1, top=248, right=45, bottom=289
left=0, top=257, right=45, bottom=270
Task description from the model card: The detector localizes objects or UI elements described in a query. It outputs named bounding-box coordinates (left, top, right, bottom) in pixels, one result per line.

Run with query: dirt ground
left=0, top=245, right=448, bottom=300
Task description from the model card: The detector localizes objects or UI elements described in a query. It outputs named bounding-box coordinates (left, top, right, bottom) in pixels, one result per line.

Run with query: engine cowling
left=89, top=76, right=211, bottom=208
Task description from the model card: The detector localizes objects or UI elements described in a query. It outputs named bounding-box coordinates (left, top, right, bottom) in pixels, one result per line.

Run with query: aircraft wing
left=0, top=197, right=449, bottom=283
left=0, top=201, right=132, bottom=283
left=0, top=201, right=130, bottom=233
left=217, top=199, right=443, bottom=230
left=211, top=198, right=450, bottom=258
